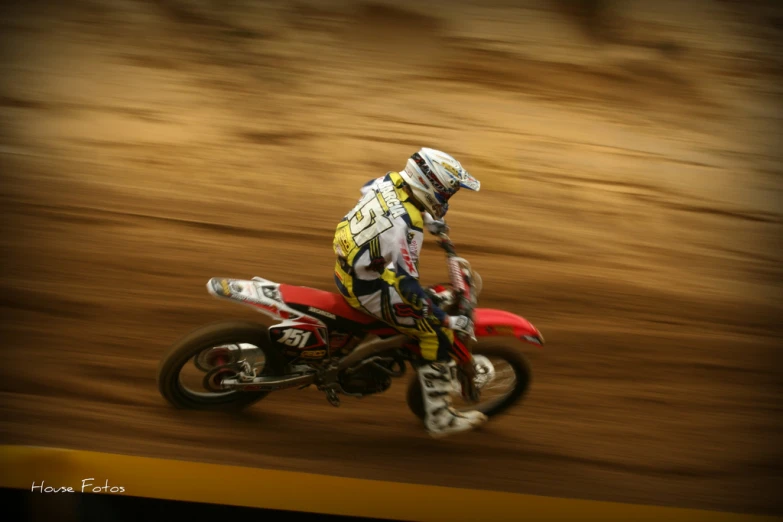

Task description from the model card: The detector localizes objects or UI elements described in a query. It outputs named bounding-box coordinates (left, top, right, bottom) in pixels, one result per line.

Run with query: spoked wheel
left=157, top=320, right=287, bottom=411
left=406, top=343, right=532, bottom=420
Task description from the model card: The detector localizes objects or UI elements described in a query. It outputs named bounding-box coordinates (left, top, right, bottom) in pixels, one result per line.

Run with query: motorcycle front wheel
left=405, top=343, right=532, bottom=420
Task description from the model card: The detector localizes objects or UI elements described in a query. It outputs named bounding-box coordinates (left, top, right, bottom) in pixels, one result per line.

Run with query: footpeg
left=325, top=389, right=341, bottom=407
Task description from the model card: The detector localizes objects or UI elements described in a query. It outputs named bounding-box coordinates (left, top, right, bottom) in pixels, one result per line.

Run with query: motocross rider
left=333, top=147, right=486, bottom=438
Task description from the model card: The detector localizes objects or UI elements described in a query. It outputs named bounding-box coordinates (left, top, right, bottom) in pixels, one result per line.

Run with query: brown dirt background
left=1, top=0, right=782, bottom=516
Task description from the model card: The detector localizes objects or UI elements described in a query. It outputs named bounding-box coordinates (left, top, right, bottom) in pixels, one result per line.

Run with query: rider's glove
left=448, top=315, right=475, bottom=341
left=425, top=217, right=450, bottom=236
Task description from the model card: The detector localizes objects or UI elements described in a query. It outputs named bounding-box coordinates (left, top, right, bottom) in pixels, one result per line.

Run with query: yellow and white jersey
left=334, top=171, right=435, bottom=281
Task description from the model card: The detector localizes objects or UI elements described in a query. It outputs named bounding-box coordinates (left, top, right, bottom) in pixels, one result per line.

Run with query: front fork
left=453, top=347, right=482, bottom=402
left=449, top=353, right=495, bottom=401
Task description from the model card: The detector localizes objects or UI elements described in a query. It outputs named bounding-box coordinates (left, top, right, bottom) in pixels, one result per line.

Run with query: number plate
left=269, top=324, right=327, bottom=351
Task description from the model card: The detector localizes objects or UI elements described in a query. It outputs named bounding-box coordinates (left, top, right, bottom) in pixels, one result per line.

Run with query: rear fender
left=473, top=308, right=544, bottom=347
left=206, top=277, right=323, bottom=326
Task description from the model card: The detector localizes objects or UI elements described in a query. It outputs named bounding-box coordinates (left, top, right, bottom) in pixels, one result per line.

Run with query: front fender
left=473, top=308, right=545, bottom=347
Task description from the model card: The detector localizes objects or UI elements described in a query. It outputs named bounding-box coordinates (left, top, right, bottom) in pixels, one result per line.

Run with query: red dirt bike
left=157, top=233, right=545, bottom=423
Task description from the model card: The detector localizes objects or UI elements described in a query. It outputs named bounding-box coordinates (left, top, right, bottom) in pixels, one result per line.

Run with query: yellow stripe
left=376, top=192, right=389, bottom=213
left=0, top=446, right=776, bottom=522
left=418, top=334, right=440, bottom=361
left=403, top=200, right=424, bottom=229
left=417, top=318, right=434, bottom=334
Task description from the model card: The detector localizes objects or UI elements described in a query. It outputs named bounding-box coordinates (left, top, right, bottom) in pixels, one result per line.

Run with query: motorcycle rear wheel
left=157, top=320, right=287, bottom=411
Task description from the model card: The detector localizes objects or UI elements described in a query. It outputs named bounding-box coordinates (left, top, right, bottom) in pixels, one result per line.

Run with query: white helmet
left=399, top=147, right=480, bottom=219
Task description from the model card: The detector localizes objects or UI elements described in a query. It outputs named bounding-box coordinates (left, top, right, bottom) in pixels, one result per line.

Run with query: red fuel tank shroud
left=277, top=284, right=543, bottom=346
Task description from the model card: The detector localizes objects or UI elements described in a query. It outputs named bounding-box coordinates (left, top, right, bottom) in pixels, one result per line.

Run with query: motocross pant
left=334, top=260, right=468, bottom=363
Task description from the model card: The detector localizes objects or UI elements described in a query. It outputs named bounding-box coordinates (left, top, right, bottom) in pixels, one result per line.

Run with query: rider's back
left=333, top=171, right=424, bottom=281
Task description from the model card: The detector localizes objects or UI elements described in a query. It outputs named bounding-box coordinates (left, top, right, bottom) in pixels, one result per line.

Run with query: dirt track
left=1, top=0, right=782, bottom=517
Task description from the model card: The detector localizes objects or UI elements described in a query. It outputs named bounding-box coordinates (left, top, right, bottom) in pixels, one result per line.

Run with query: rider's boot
left=417, top=362, right=487, bottom=438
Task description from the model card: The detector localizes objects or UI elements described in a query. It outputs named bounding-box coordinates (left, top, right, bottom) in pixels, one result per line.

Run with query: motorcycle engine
left=340, top=366, right=391, bottom=395
left=339, top=361, right=397, bottom=395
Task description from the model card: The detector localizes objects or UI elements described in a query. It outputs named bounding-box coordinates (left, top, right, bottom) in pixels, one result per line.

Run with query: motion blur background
left=1, top=0, right=781, bottom=516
